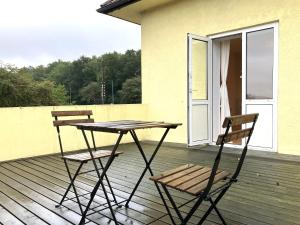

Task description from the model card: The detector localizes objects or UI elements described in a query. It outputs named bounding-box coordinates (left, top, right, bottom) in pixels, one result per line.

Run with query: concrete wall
left=141, top=0, right=300, bottom=155
left=0, top=104, right=149, bottom=162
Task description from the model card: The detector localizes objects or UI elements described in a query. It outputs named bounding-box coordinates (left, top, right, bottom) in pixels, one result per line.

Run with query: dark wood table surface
left=72, top=120, right=182, bottom=133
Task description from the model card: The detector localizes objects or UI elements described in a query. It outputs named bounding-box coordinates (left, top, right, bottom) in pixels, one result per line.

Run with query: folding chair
left=150, top=113, right=259, bottom=225
left=51, top=110, right=122, bottom=215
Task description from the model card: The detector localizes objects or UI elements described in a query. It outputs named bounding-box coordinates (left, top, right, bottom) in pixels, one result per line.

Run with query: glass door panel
left=246, top=28, right=274, bottom=99
left=192, top=39, right=208, bottom=100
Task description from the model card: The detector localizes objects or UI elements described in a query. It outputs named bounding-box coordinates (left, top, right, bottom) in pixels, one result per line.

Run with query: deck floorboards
left=1, top=143, right=300, bottom=225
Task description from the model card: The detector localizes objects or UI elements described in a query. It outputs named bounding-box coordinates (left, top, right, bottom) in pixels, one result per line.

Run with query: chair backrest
left=203, top=113, right=259, bottom=196
left=51, top=110, right=95, bottom=156
left=51, top=110, right=94, bottom=127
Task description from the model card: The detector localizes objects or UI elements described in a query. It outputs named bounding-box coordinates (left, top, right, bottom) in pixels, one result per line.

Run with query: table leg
left=79, top=130, right=124, bottom=225
left=125, top=128, right=170, bottom=208
left=91, top=130, right=119, bottom=204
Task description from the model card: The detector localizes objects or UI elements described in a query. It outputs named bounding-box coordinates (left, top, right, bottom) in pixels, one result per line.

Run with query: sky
left=0, top=0, right=141, bottom=68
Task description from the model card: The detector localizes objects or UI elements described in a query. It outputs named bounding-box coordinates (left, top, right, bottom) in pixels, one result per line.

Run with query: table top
left=72, top=120, right=182, bottom=133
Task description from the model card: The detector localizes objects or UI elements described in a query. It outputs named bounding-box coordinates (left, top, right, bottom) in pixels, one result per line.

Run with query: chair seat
left=62, top=150, right=123, bottom=162
left=150, top=164, right=230, bottom=196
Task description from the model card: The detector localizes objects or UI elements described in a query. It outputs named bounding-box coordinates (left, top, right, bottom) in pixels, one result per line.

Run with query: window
left=191, top=39, right=208, bottom=100
left=246, top=28, right=274, bottom=99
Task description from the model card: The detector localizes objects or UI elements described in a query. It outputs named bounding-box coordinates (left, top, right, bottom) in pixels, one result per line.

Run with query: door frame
left=208, top=22, right=278, bottom=152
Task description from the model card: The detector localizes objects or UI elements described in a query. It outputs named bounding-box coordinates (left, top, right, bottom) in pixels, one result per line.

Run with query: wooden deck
left=1, top=143, right=300, bottom=225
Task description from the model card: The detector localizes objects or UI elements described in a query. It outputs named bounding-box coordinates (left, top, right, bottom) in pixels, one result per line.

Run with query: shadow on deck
left=0, top=143, right=300, bottom=225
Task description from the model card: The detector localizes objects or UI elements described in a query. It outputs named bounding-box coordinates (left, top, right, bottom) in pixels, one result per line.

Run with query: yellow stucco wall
left=141, top=0, right=300, bottom=154
left=0, top=104, right=149, bottom=162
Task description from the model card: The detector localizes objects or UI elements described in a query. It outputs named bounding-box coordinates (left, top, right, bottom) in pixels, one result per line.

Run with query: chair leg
left=158, top=184, right=178, bottom=225
left=180, top=197, right=204, bottom=225
left=208, top=198, right=227, bottom=225
left=160, top=184, right=205, bottom=225
left=197, top=187, right=230, bottom=225
left=98, top=158, right=119, bottom=205
left=56, top=160, right=84, bottom=215
left=162, top=185, right=184, bottom=222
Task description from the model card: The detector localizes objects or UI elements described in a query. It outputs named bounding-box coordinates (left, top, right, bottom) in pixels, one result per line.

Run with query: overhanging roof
left=97, top=0, right=174, bottom=24
left=97, top=0, right=139, bottom=14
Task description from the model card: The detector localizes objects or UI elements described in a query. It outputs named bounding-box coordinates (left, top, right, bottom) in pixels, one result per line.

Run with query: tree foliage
left=79, top=82, right=102, bottom=105
left=117, top=76, right=141, bottom=104
left=0, top=50, right=141, bottom=107
left=0, top=66, right=68, bottom=107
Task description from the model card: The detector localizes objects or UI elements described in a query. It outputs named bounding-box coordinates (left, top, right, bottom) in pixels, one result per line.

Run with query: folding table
left=72, top=120, right=181, bottom=225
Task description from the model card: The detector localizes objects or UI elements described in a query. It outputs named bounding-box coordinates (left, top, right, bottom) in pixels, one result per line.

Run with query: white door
left=242, top=24, right=278, bottom=151
left=209, top=23, right=278, bottom=151
left=188, top=34, right=212, bottom=146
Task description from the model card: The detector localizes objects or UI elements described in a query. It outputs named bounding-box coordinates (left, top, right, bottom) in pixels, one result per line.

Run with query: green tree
left=100, top=50, right=141, bottom=104
left=0, top=49, right=141, bottom=107
left=79, top=82, right=101, bottom=105
left=0, top=65, right=68, bottom=107
left=31, top=81, right=68, bottom=106
left=0, top=67, right=34, bottom=107
left=47, top=61, right=72, bottom=84
left=68, top=56, right=97, bottom=104
left=117, top=76, right=141, bottom=104
left=27, top=65, right=48, bottom=81
left=52, top=84, right=69, bottom=105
